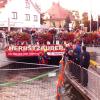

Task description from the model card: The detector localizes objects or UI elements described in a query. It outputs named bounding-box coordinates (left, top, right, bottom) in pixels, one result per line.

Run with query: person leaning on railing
left=80, top=46, right=90, bottom=87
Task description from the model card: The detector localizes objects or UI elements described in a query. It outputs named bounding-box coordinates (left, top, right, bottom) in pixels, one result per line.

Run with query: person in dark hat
left=43, top=50, right=50, bottom=64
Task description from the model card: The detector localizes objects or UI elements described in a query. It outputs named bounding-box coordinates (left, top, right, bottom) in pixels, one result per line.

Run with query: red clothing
left=38, top=56, right=45, bottom=64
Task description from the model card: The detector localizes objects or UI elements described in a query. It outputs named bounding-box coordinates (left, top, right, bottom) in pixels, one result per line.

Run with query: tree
left=74, top=20, right=80, bottom=29
left=71, top=11, right=80, bottom=30
left=82, top=12, right=90, bottom=31
left=40, top=13, right=45, bottom=25
left=82, top=12, right=89, bottom=27
left=98, top=16, right=100, bottom=27
left=52, top=21, right=55, bottom=27
left=64, top=16, right=71, bottom=31
left=90, top=14, right=97, bottom=31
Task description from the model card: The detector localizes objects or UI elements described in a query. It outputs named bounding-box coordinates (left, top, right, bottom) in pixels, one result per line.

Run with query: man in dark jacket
left=80, top=46, right=90, bottom=87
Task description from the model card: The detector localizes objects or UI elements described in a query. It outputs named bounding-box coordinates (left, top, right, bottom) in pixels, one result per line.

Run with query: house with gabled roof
left=43, top=2, right=73, bottom=28
left=0, top=0, right=40, bottom=31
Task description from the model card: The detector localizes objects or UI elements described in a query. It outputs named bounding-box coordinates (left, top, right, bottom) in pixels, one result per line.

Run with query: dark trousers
left=75, top=65, right=81, bottom=82
left=81, top=68, right=88, bottom=87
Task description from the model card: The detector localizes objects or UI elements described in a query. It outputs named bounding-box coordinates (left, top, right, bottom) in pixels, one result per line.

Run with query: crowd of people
left=37, top=39, right=91, bottom=87
left=61, top=42, right=90, bottom=87
left=38, top=50, right=50, bottom=65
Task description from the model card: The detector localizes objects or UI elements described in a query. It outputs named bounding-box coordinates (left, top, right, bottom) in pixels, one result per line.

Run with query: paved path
left=87, top=47, right=100, bottom=63
left=87, top=67, right=100, bottom=100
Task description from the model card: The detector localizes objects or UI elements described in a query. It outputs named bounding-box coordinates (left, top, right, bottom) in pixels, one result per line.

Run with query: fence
left=0, top=61, right=59, bottom=100
left=64, top=61, right=100, bottom=100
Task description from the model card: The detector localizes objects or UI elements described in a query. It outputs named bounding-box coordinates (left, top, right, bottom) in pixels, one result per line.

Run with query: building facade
left=43, top=2, right=73, bottom=28
left=0, top=0, right=40, bottom=30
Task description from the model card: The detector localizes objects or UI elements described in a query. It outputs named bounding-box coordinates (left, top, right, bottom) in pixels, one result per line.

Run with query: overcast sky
left=33, top=0, right=100, bottom=15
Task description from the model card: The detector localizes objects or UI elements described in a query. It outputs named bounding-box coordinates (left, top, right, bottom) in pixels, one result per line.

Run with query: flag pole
left=90, top=14, right=92, bottom=32
left=97, top=15, right=99, bottom=31
left=89, top=5, right=92, bottom=32
left=8, top=18, right=10, bottom=32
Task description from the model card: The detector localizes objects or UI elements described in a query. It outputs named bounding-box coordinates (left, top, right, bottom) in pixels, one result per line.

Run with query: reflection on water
left=66, top=85, right=85, bottom=100
left=63, top=79, right=85, bottom=100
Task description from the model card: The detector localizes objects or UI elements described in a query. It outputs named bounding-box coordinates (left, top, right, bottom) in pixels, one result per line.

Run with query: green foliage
left=64, top=16, right=71, bottom=30
left=74, top=20, right=80, bottom=29
left=40, top=13, right=45, bottom=25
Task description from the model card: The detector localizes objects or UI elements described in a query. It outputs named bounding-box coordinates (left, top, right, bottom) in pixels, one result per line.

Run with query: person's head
left=39, top=52, right=44, bottom=56
left=82, top=46, right=86, bottom=51
left=68, top=49, right=73, bottom=56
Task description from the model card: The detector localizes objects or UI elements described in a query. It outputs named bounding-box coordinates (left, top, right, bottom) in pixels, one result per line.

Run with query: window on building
left=25, top=0, right=30, bottom=8
left=25, top=14, right=30, bottom=21
left=33, top=15, right=38, bottom=21
left=12, top=12, right=17, bottom=19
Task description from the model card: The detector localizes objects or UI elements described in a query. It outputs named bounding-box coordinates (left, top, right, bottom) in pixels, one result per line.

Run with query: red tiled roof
left=47, top=2, right=70, bottom=20
left=0, top=0, right=7, bottom=8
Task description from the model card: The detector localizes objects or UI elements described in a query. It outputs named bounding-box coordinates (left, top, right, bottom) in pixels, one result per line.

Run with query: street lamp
left=8, top=18, right=10, bottom=32
left=89, top=0, right=93, bottom=32
left=97, top=15, right=99, bottom=31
